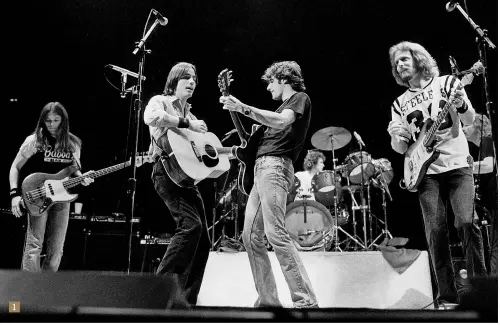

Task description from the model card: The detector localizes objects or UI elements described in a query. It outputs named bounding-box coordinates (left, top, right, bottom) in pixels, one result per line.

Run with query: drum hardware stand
left=344, top=185, right=368, bottom=251
left=367, top=176, right=393, bottom=249
left=353, top=133, right=370, bottom=250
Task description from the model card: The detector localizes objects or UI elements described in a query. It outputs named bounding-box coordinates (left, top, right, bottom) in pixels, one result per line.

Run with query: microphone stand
left=451, top=3, right=497, bottom=178
left=124, top=14, right=161, bottom=274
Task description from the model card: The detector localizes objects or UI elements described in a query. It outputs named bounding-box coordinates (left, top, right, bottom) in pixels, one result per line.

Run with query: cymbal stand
left=357, top=142, right=369, bottom=249
left=330, top=137, right=341, bottom=252
left=329, top=138, right=364, bottom=251
left=368, top=176, right=393, bottom=249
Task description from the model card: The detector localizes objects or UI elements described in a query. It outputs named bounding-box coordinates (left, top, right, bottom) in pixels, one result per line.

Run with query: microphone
left=107, top=64, right=146, bottom=80
left=152, top=9, right=168, bottom=26
left=120, top=73, right=127, bottom=98
left=353, top=131, right=366, bottom=147
left=446, top=1, right=458, bottom=12
left=449, top=55, right=459, bottom=74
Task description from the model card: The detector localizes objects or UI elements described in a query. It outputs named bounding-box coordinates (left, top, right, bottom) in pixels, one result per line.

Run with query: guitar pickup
left=190, top=141, right=202, bottom=162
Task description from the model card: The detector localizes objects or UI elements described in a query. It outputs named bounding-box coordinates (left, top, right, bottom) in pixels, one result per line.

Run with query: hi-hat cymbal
left=311, top=126, right=352, bottom=151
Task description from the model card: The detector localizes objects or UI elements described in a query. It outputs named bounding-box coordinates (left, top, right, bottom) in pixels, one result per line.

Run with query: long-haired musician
left=9, top=102, right=93, bottom=272
left=387, top=41, right=486, bottom=304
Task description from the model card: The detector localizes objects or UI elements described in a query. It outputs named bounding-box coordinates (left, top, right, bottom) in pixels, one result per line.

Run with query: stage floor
left=198, top=251, right=434, bottom=309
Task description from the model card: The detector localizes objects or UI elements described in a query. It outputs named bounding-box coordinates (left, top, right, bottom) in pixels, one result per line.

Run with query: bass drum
left=285, top=200, right=333, bottom=250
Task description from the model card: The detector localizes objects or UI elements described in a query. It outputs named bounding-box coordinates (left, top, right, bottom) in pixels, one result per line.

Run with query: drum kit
left=284, top=126, right=394, bottom=252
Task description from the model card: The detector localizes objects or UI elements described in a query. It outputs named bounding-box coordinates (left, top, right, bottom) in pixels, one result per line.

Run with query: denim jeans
left=152, top=159, right=211, bottom=306
left=418, top=167, right=487, bottom=301
left=22, top=202, right=70, bottom=272
left=242, top=156, right=318, bottom=308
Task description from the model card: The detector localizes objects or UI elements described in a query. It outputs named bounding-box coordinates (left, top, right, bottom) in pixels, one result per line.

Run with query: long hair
left=34, top=102, right=81, bottom=152
left=389, top=41, right=439, bottom=87
left=262, top=61, right=306, bottom=91
left=303, top=150, right=325, bottom=171
left=163, top=62, right=198, bottom=96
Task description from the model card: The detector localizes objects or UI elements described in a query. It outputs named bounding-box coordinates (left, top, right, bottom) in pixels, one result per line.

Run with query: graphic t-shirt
left=18, top=134, right=79, bottom=183
left=390, top=75, right=473, bottom=174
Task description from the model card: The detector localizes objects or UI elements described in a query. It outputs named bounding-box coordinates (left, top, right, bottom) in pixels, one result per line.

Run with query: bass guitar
left=403, top=62, right=482, bottom=192
left=218, top=69, right=265, bottom=195
left=22, top=161, right=131, bottom=217
left=155, top=128, right=234, bottom=187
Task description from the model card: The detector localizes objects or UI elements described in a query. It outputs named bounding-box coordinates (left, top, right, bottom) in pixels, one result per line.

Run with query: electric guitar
left=218, top=69, right=265, bottom=195
left=155, top=128, right=234, bottom=187
left=22, top=161, right=131, bottom=217
left=403, top=62, right=483, bottom=192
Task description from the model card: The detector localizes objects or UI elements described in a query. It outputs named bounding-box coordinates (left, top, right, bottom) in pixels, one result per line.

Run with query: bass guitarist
left=9, top=102, right=93, bottom=272
left=386, top=41, right=486, bottom=304
left=219, top=61, right=318, bottom=308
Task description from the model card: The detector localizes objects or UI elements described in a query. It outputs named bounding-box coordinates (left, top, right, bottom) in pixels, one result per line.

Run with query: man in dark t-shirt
left=219, top=61, right=317, bottom=308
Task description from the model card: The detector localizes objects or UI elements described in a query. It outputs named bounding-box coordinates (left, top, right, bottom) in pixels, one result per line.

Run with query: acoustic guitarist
left=143, top=62, right=210, bottom=306
left=219, top=61, right=318, bottom=308
left=9, top=102, right=93, bottom=272
left=386, top=41, right=486, bottom=304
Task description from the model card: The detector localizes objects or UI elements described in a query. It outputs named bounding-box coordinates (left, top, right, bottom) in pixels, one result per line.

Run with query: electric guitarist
left=387, top=41, right=486, bottom=304
left=219, top=61, right=319, bottom=308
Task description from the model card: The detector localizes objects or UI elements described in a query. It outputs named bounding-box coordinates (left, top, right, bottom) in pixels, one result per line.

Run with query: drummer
left=294, top=150, right=326, bottom=201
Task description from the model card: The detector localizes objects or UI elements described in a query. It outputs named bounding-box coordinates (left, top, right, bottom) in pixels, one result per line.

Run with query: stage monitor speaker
left=0, top=270, right=189, bottom=310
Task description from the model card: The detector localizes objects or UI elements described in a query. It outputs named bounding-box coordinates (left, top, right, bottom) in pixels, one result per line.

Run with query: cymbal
left=311, top=126, right=352, bottom=151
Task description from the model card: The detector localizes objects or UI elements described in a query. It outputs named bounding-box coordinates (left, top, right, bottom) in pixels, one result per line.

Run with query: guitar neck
left=229, top=111, right=250, bottom=141
left=62, top=161, right=131, bottom=189
left=216, top=147, right=235, bottom=156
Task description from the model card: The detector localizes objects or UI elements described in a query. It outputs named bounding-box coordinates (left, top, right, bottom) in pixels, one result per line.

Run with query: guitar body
left=156, top=128, right=231, bottom=187
left=22, top=165, right=79, bottom=217
left=233, top=125, right=265, bottom=195
left=403, top=119, right=440, bottom=192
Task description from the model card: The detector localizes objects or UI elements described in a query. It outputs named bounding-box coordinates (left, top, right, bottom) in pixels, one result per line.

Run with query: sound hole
left=202, top=144, right=219, bottom=168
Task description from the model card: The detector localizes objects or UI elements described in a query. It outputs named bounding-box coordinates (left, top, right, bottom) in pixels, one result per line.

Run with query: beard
left=399, top=69, right=415, bottom=82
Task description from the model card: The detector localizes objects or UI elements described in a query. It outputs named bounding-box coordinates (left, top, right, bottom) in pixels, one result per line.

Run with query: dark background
left=0, top=0, right=497, bottom=266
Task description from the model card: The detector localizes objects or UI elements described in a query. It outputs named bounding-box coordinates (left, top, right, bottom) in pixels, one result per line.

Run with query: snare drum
left=285, top=200, right=333, bottom=249
left=311, top=171, right=343, bottom=206
left=344, top=151, right=375, bottom=184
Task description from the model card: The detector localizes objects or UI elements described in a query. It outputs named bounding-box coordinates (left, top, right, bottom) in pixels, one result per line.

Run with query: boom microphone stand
left=124, top=9, right=166, bottom=273
left=447, top=1, right=497, bottom=177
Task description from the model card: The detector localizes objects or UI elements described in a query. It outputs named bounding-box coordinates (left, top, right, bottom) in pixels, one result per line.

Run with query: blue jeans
left=152, top=159, right=211, bottom=305
left=242, top=156, right=318, bottom=308
left=418, top=167, right=487, bottom=301
left=22, top=202, right=70, bottom=272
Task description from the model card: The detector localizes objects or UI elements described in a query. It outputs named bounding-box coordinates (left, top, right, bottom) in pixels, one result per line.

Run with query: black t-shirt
left=256, top=92, right=311, bottom=163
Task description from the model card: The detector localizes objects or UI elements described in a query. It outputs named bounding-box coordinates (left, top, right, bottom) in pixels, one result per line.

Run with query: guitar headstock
left=218, top=69, right=233, bottom=96
left=461, top=60, right=485, bottom=87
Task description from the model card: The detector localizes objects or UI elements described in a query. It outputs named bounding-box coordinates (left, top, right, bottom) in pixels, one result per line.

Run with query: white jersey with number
left=390, top=75, right=474, bottom=174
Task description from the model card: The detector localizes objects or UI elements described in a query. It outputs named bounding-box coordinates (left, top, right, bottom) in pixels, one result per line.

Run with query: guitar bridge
left=190, top=141, right=202, bottom=162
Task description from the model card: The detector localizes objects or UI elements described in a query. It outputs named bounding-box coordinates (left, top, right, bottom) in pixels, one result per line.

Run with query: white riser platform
left=198, top=251, right=433, bottom=309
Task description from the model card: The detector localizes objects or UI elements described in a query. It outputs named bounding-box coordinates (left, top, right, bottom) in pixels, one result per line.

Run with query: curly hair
left=389, top=41, right=439, bottom=87
left=303, top=150, right=325, bottom=171
left=464, top=114, right=493, bottom=139
left=34, top=102, right=81, bottom=152
left=261, top=61, right=306, bottom=91
left=163, top=62, right=198, bottom=96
